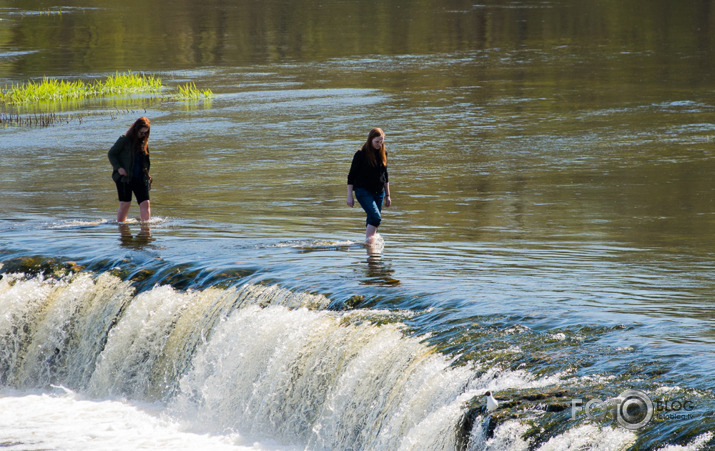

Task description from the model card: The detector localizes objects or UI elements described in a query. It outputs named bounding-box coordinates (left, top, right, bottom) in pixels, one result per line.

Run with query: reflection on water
left=118, top=223, right=153, bottom=250
left=364, top=256, right=399, bottom=287
left=363, top=243, right=400, bottom=287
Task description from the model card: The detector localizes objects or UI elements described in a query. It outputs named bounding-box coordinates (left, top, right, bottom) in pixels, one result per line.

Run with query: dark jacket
left=348, top=148, right=389, bottom=194
left=108, top=135, right=150, bottom=183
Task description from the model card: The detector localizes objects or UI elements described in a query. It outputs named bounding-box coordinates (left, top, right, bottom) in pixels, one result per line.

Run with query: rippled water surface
left=1, top=1, right=714, bottom=449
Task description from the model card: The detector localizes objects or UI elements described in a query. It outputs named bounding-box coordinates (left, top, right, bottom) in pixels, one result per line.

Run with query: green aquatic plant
left=1, top=72, right=214, bottom=127
left=100, top=71, right=163, bottom=96
left=0, top=72, right=163, bottom=105
left=2, top=78, right=84, bottom=103
left=1, top=72, right=212, bottom=107
left=175, top=82, right=214, bottom=100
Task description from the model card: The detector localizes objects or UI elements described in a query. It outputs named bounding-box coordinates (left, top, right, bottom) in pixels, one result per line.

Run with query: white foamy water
left=169, top=304, right=475, bottom=449
left=0, top=388, right=286, bottom=451
left=1, top=271, right=712, bottom=450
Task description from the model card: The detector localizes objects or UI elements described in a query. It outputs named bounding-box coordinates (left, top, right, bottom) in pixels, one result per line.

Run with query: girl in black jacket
left=108, top=117, right=152, bottom=222
left=347, top=127, right=392, bottom=244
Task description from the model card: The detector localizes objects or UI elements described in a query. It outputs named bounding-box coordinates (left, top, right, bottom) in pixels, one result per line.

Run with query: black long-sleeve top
left=347, top=149, right=389, bottom=194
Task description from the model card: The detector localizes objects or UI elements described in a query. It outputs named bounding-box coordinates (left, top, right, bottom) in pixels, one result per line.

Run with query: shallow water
left=1, top=1, right=715, bottom=449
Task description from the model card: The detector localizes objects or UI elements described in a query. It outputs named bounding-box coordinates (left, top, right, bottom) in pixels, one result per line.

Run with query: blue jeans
left=354, top=188, right=384, bottom=228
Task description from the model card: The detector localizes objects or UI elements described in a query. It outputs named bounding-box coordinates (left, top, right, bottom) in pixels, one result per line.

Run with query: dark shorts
left=116, top=178, right=150, bottom=204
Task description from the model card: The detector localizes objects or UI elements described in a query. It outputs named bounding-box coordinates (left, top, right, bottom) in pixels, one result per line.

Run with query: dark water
left=1, top=1, right=714, bottom=449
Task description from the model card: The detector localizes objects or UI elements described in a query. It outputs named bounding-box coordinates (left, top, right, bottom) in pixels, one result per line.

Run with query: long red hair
left=362, top=127, right=386, bottom=167
left=126, top=116, right=151, bottom=156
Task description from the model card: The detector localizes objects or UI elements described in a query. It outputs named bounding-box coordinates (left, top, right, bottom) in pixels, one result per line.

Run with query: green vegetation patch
left=176, top=82, right=214, bottom=100
left=0, top=72, right=212, bottom=105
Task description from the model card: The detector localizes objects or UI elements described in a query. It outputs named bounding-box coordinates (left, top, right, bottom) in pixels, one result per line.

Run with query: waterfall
left=170, top=305, right=474, bottom=449
left=0, top=272, right=133, bottom=389
left=0, top=270, right=476, bottom=449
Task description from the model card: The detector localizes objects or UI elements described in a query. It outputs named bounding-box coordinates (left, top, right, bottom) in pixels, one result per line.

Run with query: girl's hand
left=347, top=196, right=354, bottom=207
left=384, top=195, right=391, bottom=208
left=118, top=168, right=128, bottom=176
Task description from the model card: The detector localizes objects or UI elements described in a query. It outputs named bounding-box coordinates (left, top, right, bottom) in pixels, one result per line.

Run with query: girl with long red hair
left=346, top=127, right=392, bottom=244
left=108, top=117, right=152, bottom=222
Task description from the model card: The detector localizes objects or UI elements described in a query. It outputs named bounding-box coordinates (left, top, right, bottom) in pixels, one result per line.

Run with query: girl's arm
left=346, top=184, right=355, bottom=207
left=384, top=182, right=391, bottom=207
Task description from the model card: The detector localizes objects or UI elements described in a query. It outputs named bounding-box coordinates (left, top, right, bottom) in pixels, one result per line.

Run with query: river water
left=1, top=1, right=714, bottom=450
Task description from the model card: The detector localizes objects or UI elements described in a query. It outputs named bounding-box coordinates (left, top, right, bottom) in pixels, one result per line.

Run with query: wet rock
left=67, top=261, right=84, bottom=273
left=344, top=295, right=365, bottom=309
left=458, top=385, right=581, bottom=449
left=0, top=256, right=84, bottom=278
left=130, top=268, right=155, bottom=282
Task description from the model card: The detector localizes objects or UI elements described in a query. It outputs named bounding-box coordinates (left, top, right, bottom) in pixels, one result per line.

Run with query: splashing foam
left=0, top=388, right=253, bottom=451
left=656, top=432, right=715, bottom=451
left=1, top=270, right=657, bottom=450
left=535, top=424, right=636, bottom=450
left=169, top=304, right=475, bottom=449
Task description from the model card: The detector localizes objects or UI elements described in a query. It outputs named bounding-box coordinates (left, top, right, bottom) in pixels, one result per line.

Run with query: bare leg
left=139, top=200, right=151, bottom=222
left=117, top=201, right=131, bottom=223
left=365, top=224, right=378, bottom=243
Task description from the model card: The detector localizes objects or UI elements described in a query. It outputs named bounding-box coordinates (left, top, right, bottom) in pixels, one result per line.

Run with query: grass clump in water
left=176, top=82, right=214, bottom=100
left=0, top=72, right=163, bottom=105
left=100, top=72, right=163, bottom=95
left=2, top=78, right=88, bottom=104
left=0, top=72, right=214, bottom=106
